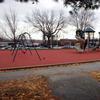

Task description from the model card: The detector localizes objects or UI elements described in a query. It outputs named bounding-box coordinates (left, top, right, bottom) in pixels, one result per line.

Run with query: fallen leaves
left=0, top=76, right=58, bottom=100
left=90, top=71, right=100, bottom=82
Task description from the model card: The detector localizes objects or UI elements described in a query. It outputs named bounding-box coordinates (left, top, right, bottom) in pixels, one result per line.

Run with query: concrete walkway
left=0, top=62, right=100, bottom=100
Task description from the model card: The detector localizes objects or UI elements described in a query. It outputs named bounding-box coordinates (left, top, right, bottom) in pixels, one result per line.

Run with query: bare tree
left=69, top=8, right=95, bottom=30
left=26, top=9, right=67, bottom=48
left=0, top=9, right=18, bottom=45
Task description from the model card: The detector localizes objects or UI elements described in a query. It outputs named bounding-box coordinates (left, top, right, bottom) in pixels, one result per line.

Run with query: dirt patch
left=90, top=71, right=100, bottom=82
left=0, top=75, right=58, bottom=100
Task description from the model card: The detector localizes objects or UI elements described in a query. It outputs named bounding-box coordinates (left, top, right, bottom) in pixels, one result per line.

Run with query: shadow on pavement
left=50, top=75, right=100, bottom=100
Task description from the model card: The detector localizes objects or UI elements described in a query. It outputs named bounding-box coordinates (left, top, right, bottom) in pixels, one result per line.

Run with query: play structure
left=75, top=27, right=100, bottom=52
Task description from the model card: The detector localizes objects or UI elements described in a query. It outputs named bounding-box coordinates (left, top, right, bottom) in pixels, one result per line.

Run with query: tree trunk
left=51, top=35, right=54, bottom=48
left=47, top=36, right=51, bottom=48
left=43, top=34, right=46, bottom=46
left=13, top=35, right=17, bottom=48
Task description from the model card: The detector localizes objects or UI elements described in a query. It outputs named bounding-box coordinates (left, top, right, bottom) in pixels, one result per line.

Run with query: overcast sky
left=0, top=0, right=100, bottom=39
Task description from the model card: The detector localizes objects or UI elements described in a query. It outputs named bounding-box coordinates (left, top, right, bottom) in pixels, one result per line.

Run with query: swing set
left=11, top=32, right=42, bottom=61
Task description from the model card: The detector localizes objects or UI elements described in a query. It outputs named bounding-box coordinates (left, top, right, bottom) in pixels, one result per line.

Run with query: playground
left=0, top=48, right=100, bottom=70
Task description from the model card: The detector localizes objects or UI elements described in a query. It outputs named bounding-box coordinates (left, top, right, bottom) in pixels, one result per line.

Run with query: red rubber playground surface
left=0, top=49, right=100, bottom=70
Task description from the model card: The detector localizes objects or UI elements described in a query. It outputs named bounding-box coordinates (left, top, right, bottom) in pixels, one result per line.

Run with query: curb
left=0, top=59, right=100, bottom=71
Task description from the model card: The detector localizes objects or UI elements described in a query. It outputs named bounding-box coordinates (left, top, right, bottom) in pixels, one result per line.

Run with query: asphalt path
left=0, top=62, right=100, bottom=100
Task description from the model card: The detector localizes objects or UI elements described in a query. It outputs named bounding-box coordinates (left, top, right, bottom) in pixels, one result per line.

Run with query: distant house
left=59, top=39, right=77, bottom=46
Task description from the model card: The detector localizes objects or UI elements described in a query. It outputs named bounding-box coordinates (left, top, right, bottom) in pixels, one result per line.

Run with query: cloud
left=0, top=0, right=100, bottom=39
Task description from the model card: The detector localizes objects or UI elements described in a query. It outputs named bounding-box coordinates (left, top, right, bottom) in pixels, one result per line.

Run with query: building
left=59, top=39, right=77, bottom=46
